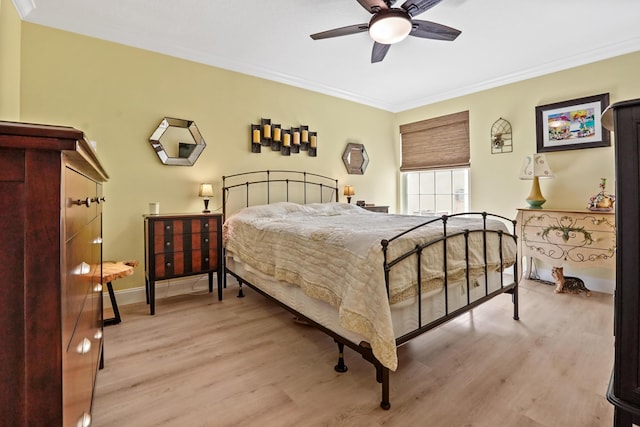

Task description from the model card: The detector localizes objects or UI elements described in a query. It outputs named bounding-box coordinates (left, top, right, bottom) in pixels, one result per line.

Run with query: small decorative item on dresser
left=518, top=153, right=554, bottom=208
left=198, top=183, right=214, bottom=213
left=344, top=185, right=355, bottom=203
left=587, top=178, right=615, bottom=211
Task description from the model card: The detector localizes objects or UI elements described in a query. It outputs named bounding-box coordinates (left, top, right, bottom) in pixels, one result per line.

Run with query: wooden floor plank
left=93, top=278, right=614, bottom=427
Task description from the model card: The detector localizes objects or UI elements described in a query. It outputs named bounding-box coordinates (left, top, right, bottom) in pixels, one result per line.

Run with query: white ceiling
left=14, top=0, right=640, bottom=112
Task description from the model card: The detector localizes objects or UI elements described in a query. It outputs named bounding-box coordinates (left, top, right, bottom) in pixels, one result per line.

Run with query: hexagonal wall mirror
left=342, top=142, right=369, bottom=175
left=149, top=117, right=206, bottom=166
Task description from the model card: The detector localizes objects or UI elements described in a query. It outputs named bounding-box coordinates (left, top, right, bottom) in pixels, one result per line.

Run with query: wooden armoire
left=0, top=121, right=109, bottom=426
left=604, top=99, right=640, bottom=426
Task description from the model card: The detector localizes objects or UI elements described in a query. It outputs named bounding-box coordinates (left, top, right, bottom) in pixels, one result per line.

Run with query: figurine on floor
left=551, top=266, right=591, bottom=296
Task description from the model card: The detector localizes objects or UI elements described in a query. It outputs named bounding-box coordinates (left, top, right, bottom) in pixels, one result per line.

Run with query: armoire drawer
left=65, top=167, right=98, bottom=239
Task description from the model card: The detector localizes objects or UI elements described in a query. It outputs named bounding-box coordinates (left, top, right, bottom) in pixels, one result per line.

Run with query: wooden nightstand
left=144, top=213, right=223, bottom=314
left=362, top=205, right=389, bottom=213
left=515, top=208, right=615, bottom=279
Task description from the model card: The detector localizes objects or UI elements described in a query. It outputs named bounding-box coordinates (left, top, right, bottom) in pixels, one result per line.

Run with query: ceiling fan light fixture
left=368, top=9, right=412, bottom=45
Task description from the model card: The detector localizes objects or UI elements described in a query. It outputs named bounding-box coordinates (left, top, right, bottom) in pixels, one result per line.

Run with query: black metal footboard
left=382, top=212, right=519, bottom=348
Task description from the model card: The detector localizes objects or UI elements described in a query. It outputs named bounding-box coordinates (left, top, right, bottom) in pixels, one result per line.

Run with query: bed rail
left=222, top=169, right=338, bottom=220
left=381, top=211, right=519, bottom=346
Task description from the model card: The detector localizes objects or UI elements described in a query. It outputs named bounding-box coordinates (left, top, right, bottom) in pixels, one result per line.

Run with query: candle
left=273, top=127, right=281, bottom=142
left=252, top=129, right=260, bottom=143
left=310, top=134, right=317, bottom=148
left=293, top=131, right=300, bottom=145
left=283, top=133, right=290, bottom=146
left=301, top=129, right=309, bottom=143
left=263, top=124, right=271, bottom=139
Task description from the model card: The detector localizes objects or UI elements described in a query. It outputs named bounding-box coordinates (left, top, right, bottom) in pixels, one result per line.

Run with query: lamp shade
left=198, top=183, right=214, bottom=198
left=343, top=185, right=355, bottom=196
left=519, top=154, right=554, bottom=180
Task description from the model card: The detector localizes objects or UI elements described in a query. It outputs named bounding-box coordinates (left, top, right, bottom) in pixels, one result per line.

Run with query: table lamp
left=344, top=185, right=355, bottom=204
left=519, top=154, right=554, bottom=208
left=198, top=183, right=214, bottom=213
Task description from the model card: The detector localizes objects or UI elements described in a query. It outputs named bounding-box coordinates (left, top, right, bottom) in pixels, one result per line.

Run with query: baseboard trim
left=103, top=274, right=217, bottom=308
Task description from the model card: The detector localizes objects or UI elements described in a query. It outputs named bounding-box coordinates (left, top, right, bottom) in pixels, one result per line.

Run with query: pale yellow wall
left=0, top=0, right=21, bottom=120
left=395, top=52, right=640, bottom=221
left=395, top=51, right=640, bottom=287
left=19, top=23, right=396, bottom=291
left=16, top=21, right=640, bottom=292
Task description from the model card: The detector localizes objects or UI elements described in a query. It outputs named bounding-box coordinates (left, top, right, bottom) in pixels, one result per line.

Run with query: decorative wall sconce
left=250, top=118, right=317, bottom=157
left=272, top=124, right=282, bottom=152
left=491, top=117, right=513, bottom=154
left=309, top=131, right=317, bottom=157
left=198, top=183, right=214, bottom=213
left=251, top=124, right=261, bottom=153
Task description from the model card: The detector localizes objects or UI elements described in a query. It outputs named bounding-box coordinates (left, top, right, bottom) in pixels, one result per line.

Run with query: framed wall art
left=535, top=93, right=610, bottom=153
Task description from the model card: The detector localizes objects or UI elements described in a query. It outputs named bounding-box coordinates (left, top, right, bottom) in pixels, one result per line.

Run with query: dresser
left=0, top=121, right=108, bottom=426
left=362, top=205, right=389, bottom=213
left=603, top=98, right=640, bottom=426
left=515, top=208, right=616, bottom=278
left=144, top=213, right=223, bottom=314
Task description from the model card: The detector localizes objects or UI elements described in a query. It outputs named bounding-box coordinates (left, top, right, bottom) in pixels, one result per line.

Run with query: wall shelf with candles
left=251, top=118, right=317, bottom=157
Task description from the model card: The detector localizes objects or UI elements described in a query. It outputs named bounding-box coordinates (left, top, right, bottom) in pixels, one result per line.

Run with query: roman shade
left=399, top=111, right=470, bottom=171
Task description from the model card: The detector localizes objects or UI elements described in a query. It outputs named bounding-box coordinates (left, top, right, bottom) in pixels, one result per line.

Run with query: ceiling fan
left=310, top=0, right=461, bottom=63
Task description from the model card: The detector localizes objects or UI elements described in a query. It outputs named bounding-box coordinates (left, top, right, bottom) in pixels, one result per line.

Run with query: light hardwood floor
left=93, top=278, right=614, bottom=427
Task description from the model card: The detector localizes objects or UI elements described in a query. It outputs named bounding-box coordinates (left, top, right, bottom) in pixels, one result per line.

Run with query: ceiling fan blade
left=401, top=0, right=444, bottom=17
left=356, top=0, right=391, bottom=14
left=410, top=20, right=461, bottom=41
left=310, top=23, right=369, bottom=40
left=371, top=42, right=391, bottom=63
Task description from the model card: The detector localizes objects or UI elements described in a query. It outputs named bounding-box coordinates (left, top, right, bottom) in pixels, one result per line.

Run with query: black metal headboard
left=222, top=170, right=339, bottom=220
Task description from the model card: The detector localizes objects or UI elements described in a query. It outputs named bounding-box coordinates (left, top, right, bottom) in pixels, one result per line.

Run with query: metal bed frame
left=221, top=170, right=519, bottom=409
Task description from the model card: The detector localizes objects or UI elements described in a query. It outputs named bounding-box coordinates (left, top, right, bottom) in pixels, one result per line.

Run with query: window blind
left=399, top=110, right=470, bottom=171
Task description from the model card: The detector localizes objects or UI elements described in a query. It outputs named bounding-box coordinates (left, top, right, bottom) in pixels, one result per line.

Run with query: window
left=403, top=168, right=469, bottom=215
left=400, top=111, right=470, bottom=215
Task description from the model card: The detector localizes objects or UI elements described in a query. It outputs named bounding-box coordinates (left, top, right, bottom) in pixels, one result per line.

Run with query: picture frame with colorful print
left=536, top=93, right=610, bottom=153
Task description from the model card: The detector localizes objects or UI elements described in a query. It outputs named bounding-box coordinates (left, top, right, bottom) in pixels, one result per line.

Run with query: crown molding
left=11, top=0, right=35, bottom=18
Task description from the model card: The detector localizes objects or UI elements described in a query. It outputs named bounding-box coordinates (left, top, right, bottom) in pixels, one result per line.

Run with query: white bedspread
left=223, top=202, right=516, bottom=371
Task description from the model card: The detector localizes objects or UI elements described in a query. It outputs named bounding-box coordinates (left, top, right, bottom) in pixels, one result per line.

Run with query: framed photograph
left=536, top=93, right=610, bottom=153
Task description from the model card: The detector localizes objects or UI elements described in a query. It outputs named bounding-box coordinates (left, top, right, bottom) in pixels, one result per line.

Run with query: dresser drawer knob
left=77, top=411, right=92, bottom=427
left=94, top=284, right=103, bottom=292
left=72, top=197, right=92, bottom=208
left=204, top=257, right=209, bottom=262
left=165, top=241, right=171, bottom=247
left=76, top=337, right=92, bottom=355
left=73, top=262, right=91, bottom=275
left=204, top=223, right=209, bottom=228
left=165, top=225, right=172, bottom=230
left=166, top=262, right=172, bottom=267
left=203, top=238, right=209, bottom=243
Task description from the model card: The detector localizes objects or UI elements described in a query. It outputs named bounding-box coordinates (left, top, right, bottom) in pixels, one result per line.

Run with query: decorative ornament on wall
left=490, top=117, right=513, bottom=154
left=342, top=142, right=369, bottom=175
left=250, top=118, right=317, bottom=157
left=149, top=117, right=206, bottom=166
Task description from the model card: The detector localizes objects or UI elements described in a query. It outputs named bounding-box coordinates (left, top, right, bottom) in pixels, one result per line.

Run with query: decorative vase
left=587, top=178, right=615, bottom=211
